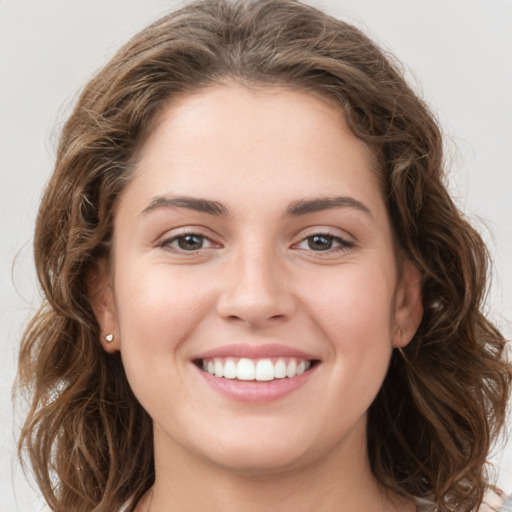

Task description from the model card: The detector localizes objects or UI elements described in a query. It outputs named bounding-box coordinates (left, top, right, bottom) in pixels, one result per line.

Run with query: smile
left=198, top=357, right=314, bottom=381
left=193, top=344, right=320, bottom=402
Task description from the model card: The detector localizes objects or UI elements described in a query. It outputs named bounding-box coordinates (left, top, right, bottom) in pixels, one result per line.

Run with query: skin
left=92, top=84, right=422, bottom=512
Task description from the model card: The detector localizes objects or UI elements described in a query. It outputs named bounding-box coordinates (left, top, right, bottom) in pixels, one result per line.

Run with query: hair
left=16, top=1, right=511, bottom=511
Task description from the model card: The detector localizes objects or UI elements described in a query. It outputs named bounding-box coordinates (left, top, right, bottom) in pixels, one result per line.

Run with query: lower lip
left=195, top=364, right=318, bottom=403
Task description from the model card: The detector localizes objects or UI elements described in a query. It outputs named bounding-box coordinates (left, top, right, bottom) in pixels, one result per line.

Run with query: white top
left=416, top=492, right=512, bottom=512
left=120, top=493, right=512, bottom=511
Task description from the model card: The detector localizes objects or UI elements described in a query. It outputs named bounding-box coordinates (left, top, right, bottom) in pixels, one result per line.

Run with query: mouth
left=194, top=357, right=319, bottom=382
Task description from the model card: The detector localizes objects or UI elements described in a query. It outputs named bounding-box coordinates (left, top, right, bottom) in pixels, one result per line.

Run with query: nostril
left=215, top=267, right=297, bottom=325
left=223, top=312, right=288, bottom=326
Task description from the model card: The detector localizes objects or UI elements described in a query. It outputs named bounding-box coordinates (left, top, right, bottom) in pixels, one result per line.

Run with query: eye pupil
left=308, top=235, right=333, bottom=251
left=178, top=234, right=203, bottom=250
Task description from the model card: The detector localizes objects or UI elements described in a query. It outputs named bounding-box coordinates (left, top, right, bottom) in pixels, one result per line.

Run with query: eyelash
left=293, top=233, right=354, bottom=253
left=156, top=230, right=354, bottom=255
left=157, top=232, right=217, bottom=253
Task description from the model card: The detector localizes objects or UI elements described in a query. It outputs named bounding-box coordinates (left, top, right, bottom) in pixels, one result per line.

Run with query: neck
left=144, top=424, right=414, bottom=512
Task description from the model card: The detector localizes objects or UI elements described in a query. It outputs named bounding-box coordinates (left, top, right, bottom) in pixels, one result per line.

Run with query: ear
left=392, top=258, right=423, bottom=348
left=88, top=257, right=120, bottom=353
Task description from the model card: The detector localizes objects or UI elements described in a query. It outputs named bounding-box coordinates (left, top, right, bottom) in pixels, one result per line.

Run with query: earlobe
left=88, top=258, right=120, bottom=353
left=393, top=259, right=423, bottom=348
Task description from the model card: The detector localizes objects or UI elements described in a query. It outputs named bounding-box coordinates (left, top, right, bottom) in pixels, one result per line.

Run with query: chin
left=194, top=421, right=331, bottom=475
left=204, top=444, right=312, bottom=475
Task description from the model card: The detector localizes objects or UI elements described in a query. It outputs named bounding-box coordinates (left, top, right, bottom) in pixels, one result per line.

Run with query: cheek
left=112, top=264, right=215, bottom=418
left=309, top=263, right=395, bottom=336
left=302, top=262, right=396, bottom=382
left=113, top=263, right=213, bottom=375
left=288, top=263, right=397, bottom=436
left=115, top=260, right=209, bottom=331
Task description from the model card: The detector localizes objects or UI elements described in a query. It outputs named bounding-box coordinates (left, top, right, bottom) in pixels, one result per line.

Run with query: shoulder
left=415, top=492, right=512, bottom=512
left=502, top=494, right=512, bottom=512
left=490, top=494, right=512, bottom=512
left=479, top=491, right=512, bottom=512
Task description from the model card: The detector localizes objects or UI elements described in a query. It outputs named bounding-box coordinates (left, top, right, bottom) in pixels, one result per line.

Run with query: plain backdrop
left=1, top=0, right=511, bottom=510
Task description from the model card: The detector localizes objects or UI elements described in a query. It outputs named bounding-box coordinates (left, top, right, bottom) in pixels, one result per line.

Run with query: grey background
left=1, top=0, right=511, bottom=509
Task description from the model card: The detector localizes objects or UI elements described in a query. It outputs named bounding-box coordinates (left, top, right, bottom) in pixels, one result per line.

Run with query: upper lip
left=193, top=343, right=318, bottom=360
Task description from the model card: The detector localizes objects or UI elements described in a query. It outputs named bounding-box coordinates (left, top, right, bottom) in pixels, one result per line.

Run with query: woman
left=16, top=1, right=512, bottom=511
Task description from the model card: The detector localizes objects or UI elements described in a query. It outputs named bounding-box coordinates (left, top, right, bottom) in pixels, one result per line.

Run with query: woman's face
left=95, top=84, right=422, bottom=474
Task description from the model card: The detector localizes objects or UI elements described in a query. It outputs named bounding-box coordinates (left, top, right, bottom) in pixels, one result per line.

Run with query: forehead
left=138, top=83, right=375, bottom=162
left=121, top=83, right=384, bottom=218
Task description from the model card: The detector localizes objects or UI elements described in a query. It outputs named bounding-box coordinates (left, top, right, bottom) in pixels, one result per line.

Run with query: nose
left=216, top=247, right=297, bottom=327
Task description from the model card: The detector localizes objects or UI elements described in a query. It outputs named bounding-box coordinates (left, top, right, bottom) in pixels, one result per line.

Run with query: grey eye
left=307, top=235, right=334, bottom=251
left=177, top=234, right=205, bottom=250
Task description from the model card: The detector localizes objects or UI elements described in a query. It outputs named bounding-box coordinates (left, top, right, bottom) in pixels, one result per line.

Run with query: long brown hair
left=16, top=1, right=511, bottom=511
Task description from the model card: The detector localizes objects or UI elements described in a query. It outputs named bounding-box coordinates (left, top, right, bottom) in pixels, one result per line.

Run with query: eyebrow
left=286, top=196, right=372, bottom=217
left=140, top=196, right=230, bottom=216
left=140, top=194, right=372, bottom=218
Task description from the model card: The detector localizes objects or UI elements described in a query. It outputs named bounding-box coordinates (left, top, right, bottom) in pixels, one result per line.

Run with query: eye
left=176, top=234, right=206, bottom=250
left=306, top=234, right=336, bottom=251
left=158, top=232, right=218, bottom=253
left=295, top=233, right=353, bottom=252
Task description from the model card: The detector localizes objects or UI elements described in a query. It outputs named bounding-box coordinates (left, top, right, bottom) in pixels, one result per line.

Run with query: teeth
left=286, top=359, right=297, bottom=378
left=237, top=358, right=255, bottom=380
left=223, top=358, right=237, bottom=379
left=200, top=357, right=313, bottom=381
left=255, top=359, right=274, bottom=381
left=214, top=359, right=224, bottom=378
left=274, top=359, right=287, bottom=379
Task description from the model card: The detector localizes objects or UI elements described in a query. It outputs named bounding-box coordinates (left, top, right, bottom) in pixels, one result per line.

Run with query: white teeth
left=286, top=359, right=297, bottom=378
left=224, top=358, right=237, bottom=379
left=274, top=358, right=287, bottom=379
left=201, top=356, right=314, bottom=381
left=255, top=359, right=274, bottom=381
left=237, top=358, right=255, bottom=380
left=214, top=359, right=224, bottom=378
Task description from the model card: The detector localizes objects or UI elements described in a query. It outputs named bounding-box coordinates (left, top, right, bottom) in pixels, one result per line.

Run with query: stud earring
left=104, top=333, right=114, bottom=343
